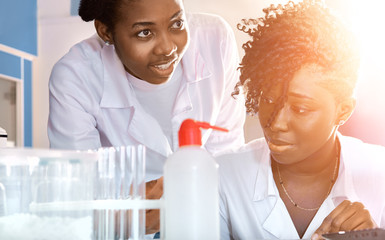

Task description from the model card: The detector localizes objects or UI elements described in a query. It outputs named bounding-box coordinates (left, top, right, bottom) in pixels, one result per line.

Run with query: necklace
left=276, top=144, right=340, bottom=211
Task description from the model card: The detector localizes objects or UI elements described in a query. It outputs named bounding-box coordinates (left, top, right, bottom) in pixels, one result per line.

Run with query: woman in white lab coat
left=49, top=0, right=245, bottom=234
left=217, top=0, right=385, bottom=239
left=48, top=0, right=245, bottom=182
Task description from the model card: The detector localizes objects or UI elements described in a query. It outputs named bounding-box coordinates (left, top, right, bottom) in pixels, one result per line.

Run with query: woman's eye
left=171, top=20, right=184, bottom=29
left=137, top=29, right=152, bottom=38
left=291, top=106, right=309, bottom=114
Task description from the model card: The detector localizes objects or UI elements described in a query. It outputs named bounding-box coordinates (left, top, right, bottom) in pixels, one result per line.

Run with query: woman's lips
left=150, top=58, right=178, bottom=77
left=154, top=60, right=175, bottom=70
left=267, top=140, right=294, bottom=153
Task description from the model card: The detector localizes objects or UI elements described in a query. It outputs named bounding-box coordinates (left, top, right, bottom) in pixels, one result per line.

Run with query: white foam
left=0, top=213, right=92, bottom=240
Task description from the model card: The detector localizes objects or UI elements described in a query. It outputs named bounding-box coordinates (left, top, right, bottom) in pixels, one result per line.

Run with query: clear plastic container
left=0, top=146, right=154, bottom=240
left=0, top=148, right=98, bottom=240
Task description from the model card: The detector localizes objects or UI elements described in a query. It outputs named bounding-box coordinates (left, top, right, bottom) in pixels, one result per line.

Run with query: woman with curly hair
left=217, top=0, right=385, bottom=239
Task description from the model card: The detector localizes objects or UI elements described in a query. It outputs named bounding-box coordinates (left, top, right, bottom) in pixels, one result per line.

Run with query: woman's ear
left=95, top=20, right=113, bottom=45
left=336, top=97, right=356, bottom=126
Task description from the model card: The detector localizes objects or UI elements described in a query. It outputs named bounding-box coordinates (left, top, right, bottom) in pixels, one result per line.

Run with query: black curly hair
left=234, top=0, right=360, bottom=127
left=78, top=0, right=131, bottom=31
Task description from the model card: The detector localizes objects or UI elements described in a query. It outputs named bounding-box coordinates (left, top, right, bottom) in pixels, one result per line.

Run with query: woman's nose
left=269, top=106, right=289, bottom=132
left=154, top=33, right=177, bottom=56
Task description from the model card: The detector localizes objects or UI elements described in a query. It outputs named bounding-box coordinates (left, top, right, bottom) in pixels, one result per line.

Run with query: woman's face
left=111, top=0, right=188, bottom=84
left=259, top=65, right=343, bottom=165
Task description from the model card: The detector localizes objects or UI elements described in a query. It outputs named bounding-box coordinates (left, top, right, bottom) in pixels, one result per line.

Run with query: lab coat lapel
left=331, top=134, right=360, bottom=203
left=303, top=197, right=335, bottom=238
left=181, top=44, right=212, bottom=83
left=253, top=146, right=300, bottom=239
left=259, top=134, right=361, bottom=239
left=100, top=45, right=134, bottom=108
left=303, top=135, right=360, bottom=238
left=100, top=45, right=172, bottom=157
left=171, top=44, right=213, bottom=146
left=172, top=40, right=212, bottom=116
left=263, top=200, right=300, bottom=239
left=128, top=108, right=173, bottom=157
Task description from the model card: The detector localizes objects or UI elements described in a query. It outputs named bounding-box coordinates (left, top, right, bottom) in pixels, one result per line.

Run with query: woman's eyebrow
left=132, top=10, right=184, bottom=29
left=170, top=9, right=184, bottom=20
left=132, top=21, right=154, bottom=29
left=288, top=92, right=313, bottom=100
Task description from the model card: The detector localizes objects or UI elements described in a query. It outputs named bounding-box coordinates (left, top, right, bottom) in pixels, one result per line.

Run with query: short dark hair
left=78, top=0, right=127, bottom=31
left=234, top=0, right=360, bottom=124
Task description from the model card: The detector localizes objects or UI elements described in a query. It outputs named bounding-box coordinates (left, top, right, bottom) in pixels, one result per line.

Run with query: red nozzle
left=178, top=119, right=228, bottom=147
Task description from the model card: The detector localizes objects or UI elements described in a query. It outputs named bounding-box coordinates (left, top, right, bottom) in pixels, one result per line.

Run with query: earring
left=338, top=120, right=345, bottom=126
left=105, top=41, right=111, bottom=46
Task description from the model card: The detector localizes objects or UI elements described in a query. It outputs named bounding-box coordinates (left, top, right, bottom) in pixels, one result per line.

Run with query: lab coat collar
left=253, top=133, right=360, bottom=239
left=302, top=140, right=361, bottom=240
left=127, top=108, right=173, bottom=157
left=329, top=133, right=360, bottom=203
left=99, top=44, right=172, bottom=157
left=252, top=142, right=299, bottom=239
left=180, top=35, right=212, bottom=83
left=253, top=140, right=277, bottom=201
left=172, top=38, right=213, bottom=116
left=97, top=34, right=212, bottom=156
left=100, top=44, right=136, bottom=108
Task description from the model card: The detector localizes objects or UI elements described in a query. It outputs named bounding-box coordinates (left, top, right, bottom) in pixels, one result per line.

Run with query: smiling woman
left=47, top=0, right=246, bottom=234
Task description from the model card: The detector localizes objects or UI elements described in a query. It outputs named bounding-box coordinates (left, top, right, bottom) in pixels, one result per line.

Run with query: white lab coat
left=48, top=13, right=246, bottom=180
left=216, top=133, right=385, bottom=239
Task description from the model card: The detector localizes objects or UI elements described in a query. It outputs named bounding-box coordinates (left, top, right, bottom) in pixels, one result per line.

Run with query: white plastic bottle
left=163, top=119, right=227, bottom=240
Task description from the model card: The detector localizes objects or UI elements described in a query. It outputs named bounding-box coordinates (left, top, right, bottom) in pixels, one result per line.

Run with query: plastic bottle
left=163, top=119, right=227, bottom=240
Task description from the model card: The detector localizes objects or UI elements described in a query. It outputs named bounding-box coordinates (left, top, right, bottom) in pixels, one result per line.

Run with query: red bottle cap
left=178, top=119, right=228, bottom=147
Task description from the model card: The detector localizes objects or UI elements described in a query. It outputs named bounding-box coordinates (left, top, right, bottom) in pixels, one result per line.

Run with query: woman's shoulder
left=340, top=134, right=385, bottom=178
left=50, top=34, right=104, bottom=78
left=49, top=34, right=105, bottom=94
left=341, top=135, right=385, bottom=162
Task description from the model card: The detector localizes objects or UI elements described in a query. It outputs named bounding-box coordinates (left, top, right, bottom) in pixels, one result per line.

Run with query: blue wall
left=0, top=1, right=37, bottom=55
left=71, top=0, right=81, bottom=16
left=0, top=51, right=21, bottom=79
left=0, top=0, right=37, bottom=147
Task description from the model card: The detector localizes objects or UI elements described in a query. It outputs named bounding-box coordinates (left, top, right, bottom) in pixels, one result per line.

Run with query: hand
left=145, top=177, right=163, bottom=234
left=311, top=200, right=377, bottom=240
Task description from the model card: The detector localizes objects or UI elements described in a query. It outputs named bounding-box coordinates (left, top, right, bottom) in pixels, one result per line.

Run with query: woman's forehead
left=118, top=0, right=184, bottom=20
left=262, top=65, right=333, bottom=99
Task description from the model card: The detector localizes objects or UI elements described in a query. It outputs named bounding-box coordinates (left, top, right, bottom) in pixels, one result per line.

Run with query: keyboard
left=323, top=228, right=385, bottom=240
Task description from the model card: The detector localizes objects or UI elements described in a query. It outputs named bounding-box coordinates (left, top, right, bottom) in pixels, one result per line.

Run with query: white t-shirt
left=216, top=134, right=385, bottom=239
left=128, top=64, right=183, bottom=149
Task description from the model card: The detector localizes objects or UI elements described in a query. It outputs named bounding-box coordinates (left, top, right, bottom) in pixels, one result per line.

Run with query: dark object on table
left=323, top=228, right=385, bottom=240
